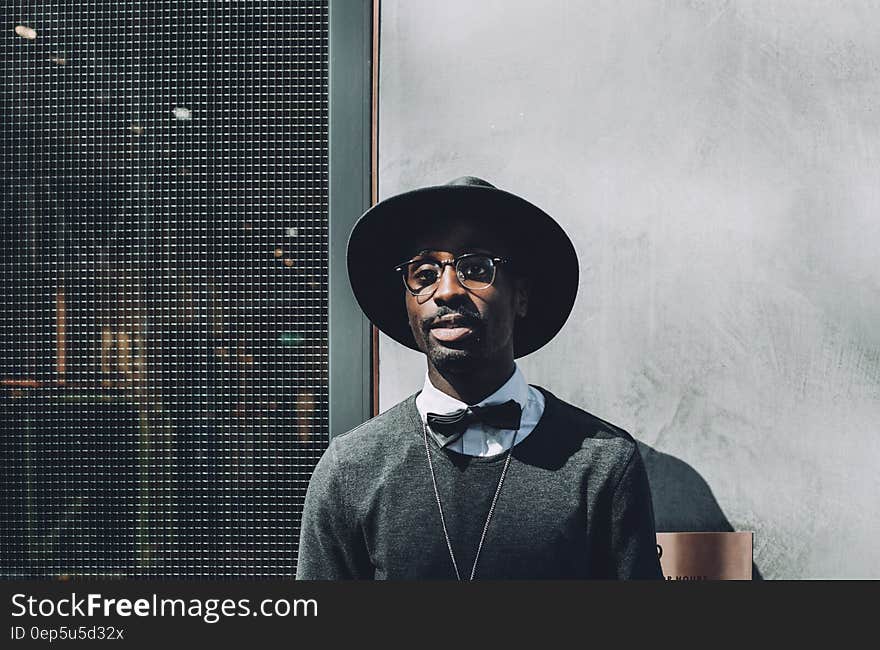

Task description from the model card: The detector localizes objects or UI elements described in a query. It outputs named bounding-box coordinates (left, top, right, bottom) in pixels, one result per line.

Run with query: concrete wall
left=376, top=0, right=880, bottom=578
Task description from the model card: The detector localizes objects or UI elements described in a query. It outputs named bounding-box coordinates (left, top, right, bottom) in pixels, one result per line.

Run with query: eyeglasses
left=393, top=253, right=511, bottom=297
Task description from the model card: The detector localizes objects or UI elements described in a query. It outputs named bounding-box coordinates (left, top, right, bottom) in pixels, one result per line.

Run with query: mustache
left=421, top=306, right=482, bottom=331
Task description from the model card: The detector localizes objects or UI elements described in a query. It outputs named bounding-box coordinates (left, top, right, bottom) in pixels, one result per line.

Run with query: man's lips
left=430, top=325, right=475, bottom=342
left=428, top=316, right=479, bottom=343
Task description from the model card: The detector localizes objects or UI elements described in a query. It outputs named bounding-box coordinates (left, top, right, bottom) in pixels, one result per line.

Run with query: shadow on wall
left=637, top=442, right=763, bottom=580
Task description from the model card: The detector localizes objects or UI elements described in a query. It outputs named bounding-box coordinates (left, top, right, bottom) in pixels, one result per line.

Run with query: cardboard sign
left=656, top=532, right=753, bottom=580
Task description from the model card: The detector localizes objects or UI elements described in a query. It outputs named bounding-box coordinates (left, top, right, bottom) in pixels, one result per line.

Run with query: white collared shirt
left=415, top=364, right=546, bottom=457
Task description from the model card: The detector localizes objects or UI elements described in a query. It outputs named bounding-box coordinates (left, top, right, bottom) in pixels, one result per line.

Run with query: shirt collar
left=415, top=364, right=530, bottom=425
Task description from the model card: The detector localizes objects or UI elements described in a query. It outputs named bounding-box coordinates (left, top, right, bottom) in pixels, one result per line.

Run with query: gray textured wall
left=376, top=0, right=880, bottom=578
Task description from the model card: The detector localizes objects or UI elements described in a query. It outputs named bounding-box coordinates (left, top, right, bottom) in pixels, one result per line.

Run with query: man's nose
left=431, top=263, right=467, bottom=303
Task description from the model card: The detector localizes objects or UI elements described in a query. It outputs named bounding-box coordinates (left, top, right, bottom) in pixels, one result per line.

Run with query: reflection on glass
left=15, top=25, right=37, bottom=40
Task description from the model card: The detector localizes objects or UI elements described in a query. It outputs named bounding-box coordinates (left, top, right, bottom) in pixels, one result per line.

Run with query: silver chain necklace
left=422, top=422, right=515, bottom=581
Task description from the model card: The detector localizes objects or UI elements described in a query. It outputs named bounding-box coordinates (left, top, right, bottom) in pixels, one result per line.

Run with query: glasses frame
left=393, top=252, right=511, bottom=297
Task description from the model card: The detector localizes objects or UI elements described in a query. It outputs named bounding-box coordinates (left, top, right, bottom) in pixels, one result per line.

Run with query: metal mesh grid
left=1, top=1, right=329, bottom=577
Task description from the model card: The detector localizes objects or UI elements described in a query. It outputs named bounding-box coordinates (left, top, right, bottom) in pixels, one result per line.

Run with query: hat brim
left=346, top=184, right=578, bottom=358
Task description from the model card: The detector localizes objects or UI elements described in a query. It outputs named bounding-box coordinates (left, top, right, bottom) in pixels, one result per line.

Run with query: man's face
left=402, top=219, right=529, bottom=376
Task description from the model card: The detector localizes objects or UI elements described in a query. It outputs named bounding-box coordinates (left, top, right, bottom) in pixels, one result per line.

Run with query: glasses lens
left=457, top=254, right=495, bottom=289
left=399, top=254, right=499, bottom=295
left=405, top=260, right=441, bottom=294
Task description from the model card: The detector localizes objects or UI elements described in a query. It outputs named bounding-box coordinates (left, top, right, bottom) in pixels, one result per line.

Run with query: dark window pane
left=1, top=1, right=329, bottom=577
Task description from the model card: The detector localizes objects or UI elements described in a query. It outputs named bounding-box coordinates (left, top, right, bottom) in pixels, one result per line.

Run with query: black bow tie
left=426, top=399, right=522, bottom=447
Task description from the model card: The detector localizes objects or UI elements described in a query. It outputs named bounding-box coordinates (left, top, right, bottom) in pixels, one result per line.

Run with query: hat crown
left=445, top=175, right=496, bottom=189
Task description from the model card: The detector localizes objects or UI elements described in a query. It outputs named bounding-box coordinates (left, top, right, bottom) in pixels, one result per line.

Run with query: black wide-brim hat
left=347, top=176, right=579, bottom=358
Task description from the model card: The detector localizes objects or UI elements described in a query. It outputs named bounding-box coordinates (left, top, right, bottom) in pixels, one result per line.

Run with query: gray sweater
left=296, top=386, right=662, bottom=579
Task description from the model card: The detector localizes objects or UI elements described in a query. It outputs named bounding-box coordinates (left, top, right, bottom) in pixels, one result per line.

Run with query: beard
left=412, top=305, right=494, bottom=375
left=424, top=332, right=484, bottom=374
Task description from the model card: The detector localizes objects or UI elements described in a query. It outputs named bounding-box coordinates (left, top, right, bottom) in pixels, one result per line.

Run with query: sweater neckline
left=406, top=385, right=555, bottom=466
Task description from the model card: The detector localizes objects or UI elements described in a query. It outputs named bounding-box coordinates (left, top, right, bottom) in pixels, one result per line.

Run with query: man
left=296, top=176, right=662, bottom=579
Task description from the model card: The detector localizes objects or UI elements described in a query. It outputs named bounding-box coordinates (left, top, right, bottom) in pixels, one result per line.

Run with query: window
left=1, top=0, right=338, bottom=578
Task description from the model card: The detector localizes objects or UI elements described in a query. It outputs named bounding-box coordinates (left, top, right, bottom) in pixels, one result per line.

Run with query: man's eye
left=461, top=263, right=489, bottom=278
left=412, top=267, right=439, bottom=284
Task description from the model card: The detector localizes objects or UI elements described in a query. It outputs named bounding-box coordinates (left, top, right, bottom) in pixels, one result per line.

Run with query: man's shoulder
left=533, top=385, right=638, bottom=459
left=330, top=392, right=421, bottom=458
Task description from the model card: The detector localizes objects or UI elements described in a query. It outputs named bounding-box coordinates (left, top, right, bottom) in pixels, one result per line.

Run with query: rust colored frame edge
left=371, top=0, right=380, bottom=417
